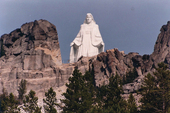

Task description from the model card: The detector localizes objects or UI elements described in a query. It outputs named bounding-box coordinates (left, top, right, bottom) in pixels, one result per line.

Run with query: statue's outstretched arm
left=71, top=25, right=83, bottom=46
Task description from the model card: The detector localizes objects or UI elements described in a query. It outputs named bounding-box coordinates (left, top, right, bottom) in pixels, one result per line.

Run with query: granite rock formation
left=0, top=20, right=73, bottom=96
left=123, top=21, right=170, bottom=94
left=1, top=20, right=170, bottom=107
left=74, top=21, right=170, bottom=94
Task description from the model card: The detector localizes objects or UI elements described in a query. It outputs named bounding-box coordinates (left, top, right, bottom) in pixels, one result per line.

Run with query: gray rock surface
left=0, top=20, right=73, bottom=97
left=74, top=21, right=170, bottom=94
left=1, top=20, right=170, bottom=110
left=122, top=21, right=170, bottom=94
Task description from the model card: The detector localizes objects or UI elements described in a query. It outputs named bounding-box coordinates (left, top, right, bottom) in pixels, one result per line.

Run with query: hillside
left=1, top=19, right=170, bottom=110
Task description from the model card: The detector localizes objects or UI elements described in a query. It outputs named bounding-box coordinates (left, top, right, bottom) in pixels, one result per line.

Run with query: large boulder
left=0, top=20, right=73, bottom=96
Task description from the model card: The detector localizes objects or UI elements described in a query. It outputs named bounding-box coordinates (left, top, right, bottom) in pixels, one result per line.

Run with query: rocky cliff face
left=0, top=20, right=73, bottom=96
left=74, top=21, right=170, bottom=94
left=152, top=21, right=170, bottom=65
left=1, top=20, right=170, bottom=102
left=132, top=21, right=170, bottom=73
left=74, top=49, right=143, bottom=94
left=123, top=21, right=170, bottom=94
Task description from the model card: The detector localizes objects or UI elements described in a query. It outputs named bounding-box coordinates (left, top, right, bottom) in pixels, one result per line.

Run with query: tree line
left=0, top=62, right=170, bottom=113
left=0, top=80, right=58, bottom=113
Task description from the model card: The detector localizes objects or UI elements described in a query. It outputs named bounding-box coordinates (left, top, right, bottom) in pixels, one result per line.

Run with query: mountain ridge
left=0, top=19, right=170, bottom=102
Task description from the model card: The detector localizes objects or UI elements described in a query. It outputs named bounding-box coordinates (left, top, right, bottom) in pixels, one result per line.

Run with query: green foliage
left=104, top=73, right=128, bottom=113
left=61, top=69, right=137, bottom=113
left=61, top=69, right=95, bottom=113
left=0, top=40, right=5, bottom=57
left=43, top=87, right=57, bottom=113
left=0, top=80, right=27, bottom=112
left=17, top=79, right=27, bottom=104
left=96, top=85, right=107, bottom=108
left=0, top=89, right=19, bottom=113
left=23, top=90, right=41, bottom=113
left=86, top=106, right=104, bottom=113
left=123, top=68, right=139, bottom=84
left=127, top=93, right=137, bottom=113
left=82, top=71, right=96, bottom=107
left=7, top=93, right=19, bottom=113
left=140, top=62, right=170, bottom=113
left=88, top=73, right=131, bottom=113
left=61, top=69, right=84, bottom=112
left=0, top=88, right=8, bottom=112
left=140, top=73, right=159, bottom=113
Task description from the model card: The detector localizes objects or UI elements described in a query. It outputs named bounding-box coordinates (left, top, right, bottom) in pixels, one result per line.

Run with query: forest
left=0, top=62, right=170, bottom=113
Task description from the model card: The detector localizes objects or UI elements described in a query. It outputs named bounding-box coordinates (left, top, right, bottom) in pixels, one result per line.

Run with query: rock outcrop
left=123, top=21, right=170, bottom=94
left=151, top=21, right=170, bottom=66
left=0, top=20, right=73, bottom=96
left=1, top=19, right=170, bottom=107
left=74, top=21, right=170, bottom=94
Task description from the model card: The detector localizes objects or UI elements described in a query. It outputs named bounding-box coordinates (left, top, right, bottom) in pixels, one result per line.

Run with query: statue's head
left=84, top=13, right=96, bottom=24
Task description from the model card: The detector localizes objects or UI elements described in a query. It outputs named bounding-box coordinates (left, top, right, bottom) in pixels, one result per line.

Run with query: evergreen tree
left=17, top=79, right=27, bottom=104
left=95, top=85, right=107, bottom=110
left=43, top=87, right=57, bottom=113
left=23, top=90, right=41, bottom=113
left=0, top=88, right=8, bottom=112
left=123, top=68, right=139, bottom=84
left=7, top=93, right=19, bottom=113
left=61, top=69, right=84, bottom=112
left=140, top=62, right=170, bottom=113
left=0, top=91, right=19, bottom=113
left=61, top=69, right=95, bottom=113
left=127, top=93, right=137, bottom=113
left=104, top=73, right=128, bottom=112
left=82, top=71, right=97, bottom=111
left=140, top=73, right=159, bottom=113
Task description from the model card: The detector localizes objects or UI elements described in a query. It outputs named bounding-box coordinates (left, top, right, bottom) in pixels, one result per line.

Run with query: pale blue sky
left=0, top=0, right=170, bottom=63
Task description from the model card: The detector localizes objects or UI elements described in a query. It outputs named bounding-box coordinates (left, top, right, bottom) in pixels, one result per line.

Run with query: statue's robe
left=70, top=22, right=104, bottom=63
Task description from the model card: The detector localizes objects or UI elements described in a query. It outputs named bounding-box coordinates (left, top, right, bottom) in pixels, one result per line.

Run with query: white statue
left=70, top=13, right=104, bottom=63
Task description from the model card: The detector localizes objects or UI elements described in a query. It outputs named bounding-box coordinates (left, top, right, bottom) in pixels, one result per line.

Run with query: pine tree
left=43, top=87, right=57, bottom=113
left=23, top=90, right=41, bottom=113
left=154, top=62, right=170, bottom=113
left=127, top=93, right=137, bottom=113
left=7, top=93, right=19, bottom=113
left=61, top=69, right=85, bottom=112
left=0, top=88, right=8, bottom=112
left=81, top=71, right=96, bottom=111
left=123, top=68, right=139, bottom=84
left=140, top=73, right=159, bottom=113
left=17, top=79, right=27, bottom=104
left=0, top=91, right=19, bottom=113
left=95, top=85, right=107, bottom=110
left=104, top=73, right=128, bottom=112
left=61, top=69, right=95, bottom=113
left=140, top=62, right=170, bottom=113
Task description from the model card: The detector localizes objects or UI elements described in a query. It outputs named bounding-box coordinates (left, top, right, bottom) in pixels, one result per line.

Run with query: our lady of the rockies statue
left=70, top=13, right=104, bottom=63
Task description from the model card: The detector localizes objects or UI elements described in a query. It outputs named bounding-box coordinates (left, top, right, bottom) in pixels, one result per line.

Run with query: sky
left=0, top=0, right=170, bottom=63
